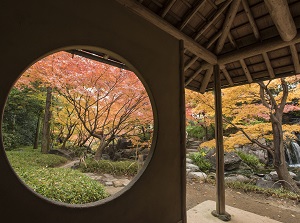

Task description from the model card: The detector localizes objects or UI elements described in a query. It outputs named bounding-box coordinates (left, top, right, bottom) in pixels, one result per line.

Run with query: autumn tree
left=186, top=76, right=300, bottom=192
left=16, top=51, right=153, bottom=160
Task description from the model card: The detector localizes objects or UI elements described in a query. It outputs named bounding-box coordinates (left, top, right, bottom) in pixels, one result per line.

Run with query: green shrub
left=16, top=167, right=108, bottom=204
left=226, top=181, right=300, bottom=201
left=189, top=151, right=212, bottom=172
left=6, top=147, right=108, bottom=204
left=236, top=151, right=263, bottom=169
left=79, top=159, right=138, bottom=176
left=6, top=147, right=68, bottom=168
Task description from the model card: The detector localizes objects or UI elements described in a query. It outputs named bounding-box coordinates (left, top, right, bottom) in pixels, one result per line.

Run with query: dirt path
left=186, top=181, right=300, bottom=223
left=59, top=159, right=300, bottom=222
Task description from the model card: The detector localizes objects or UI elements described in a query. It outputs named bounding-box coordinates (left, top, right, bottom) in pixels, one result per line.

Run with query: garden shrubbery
left=6, top=147, right=108, bottom=204
left=78, top=158, right=138, bottom=176
left=236, top=150, right=264, bottom=170
left=189, top=150, right=212, bottom=172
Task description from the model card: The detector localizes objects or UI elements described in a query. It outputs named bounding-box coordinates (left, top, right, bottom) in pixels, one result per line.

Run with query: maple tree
left=186, top=76, right=300, bottom=192
left=10, top=51, right=153, bottom=160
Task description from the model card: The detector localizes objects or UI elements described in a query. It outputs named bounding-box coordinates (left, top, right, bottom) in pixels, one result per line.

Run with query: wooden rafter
left=264, top=0, right=297, bottom=41
left=161, top=0, right=177, bottom=18
left=206, top=31, right=222, bottom=49
left=228, top=32, right=238, bottom=49
left=185, top=67, right=204, bottom=86
left=215, top=0, right=241, bottom=54
left=217, top=33, right=300, bottom=66
left=241, top=0, right=260, bottom=40
left=220, top=66, right=234, bottom=86
left=206, top=0, right=217, bottom=9
left=194, top=0, right=233, bottom=41
left=200, top=66, right=214, bottom=93
left=262, top=52, right=275, bottom=78
left=116, top=0, right=217, bottom=64
left=179, top=0, right=206, bottom=31
left=184, top=55, right=199, bottom=71
left=239, top=59, right=253, bottom=83
left=290, top=44, right=300, bottom=73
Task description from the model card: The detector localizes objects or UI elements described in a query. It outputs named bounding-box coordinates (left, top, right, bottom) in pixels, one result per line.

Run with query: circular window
left=2, top=50, right=154, bottom=205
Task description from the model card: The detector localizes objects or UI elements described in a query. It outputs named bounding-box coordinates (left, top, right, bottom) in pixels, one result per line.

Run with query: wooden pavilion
left=74, top=0, right=300, bottom=220
left=0, top=0, right=299, bottom=222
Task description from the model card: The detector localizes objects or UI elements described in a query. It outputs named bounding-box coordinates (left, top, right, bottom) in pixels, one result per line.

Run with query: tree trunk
left=33, top=113, right=41, bottom=149
left=41, top=87, right=52, bottom=154
left=94, top=138, right=109, bottom=160
left=271, top=114, right=300, bottom=192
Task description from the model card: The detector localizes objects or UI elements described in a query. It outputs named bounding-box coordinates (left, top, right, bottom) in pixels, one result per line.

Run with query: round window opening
left=2, top=50, right=154, bottom=205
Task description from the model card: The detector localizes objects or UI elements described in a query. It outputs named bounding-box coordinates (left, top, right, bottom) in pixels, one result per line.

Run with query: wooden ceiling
left=113, top=0, right=300, bottom=93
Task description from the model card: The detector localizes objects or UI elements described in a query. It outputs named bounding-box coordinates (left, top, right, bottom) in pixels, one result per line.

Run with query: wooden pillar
left=211, top=65, right=231, bottom=221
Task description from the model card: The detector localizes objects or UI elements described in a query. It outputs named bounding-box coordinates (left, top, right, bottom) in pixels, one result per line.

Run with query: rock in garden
left=113, top=180, right=124, bottom=187
left=186, top=158, right=193, bottom=164
left=120, top=179, right=131, bottom=186
left=105, top=181, right=114, bottom=186
left=186, top=163, right=200, bottom=172
left=224, top=152, right=242, bottom=171
left=206, top=149, right=242, bottom=171
left=103, top=173, right=115, bottom=179
left=269, top=171, right=297, bottom=180
left=225, top=174, right=251, bottom=183
left=256, top=178, right=280, bottom=189
left=188, top=172, right=207, bottom=181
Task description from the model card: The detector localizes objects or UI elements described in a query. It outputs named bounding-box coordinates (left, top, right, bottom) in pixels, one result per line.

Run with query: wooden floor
left=187, top=200, right=281, bottom=223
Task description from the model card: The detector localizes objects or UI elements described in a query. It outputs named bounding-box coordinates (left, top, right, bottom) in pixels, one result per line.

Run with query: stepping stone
left=113, top=180, right=124, bottom=187
left=188, top=172, right=207, bottom=181
left=105, top=181, right=113, bottom=186
left=186, top=158, right=193, bottom=164
left=186, top=163, right=200, bottom=172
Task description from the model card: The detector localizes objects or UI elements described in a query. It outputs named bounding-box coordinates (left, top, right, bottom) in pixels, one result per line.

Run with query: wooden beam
left=161, top=0, right=177, bottom=18
left=239, top=59, right=253, bottom=83
left=116, top=0, right=217, bottom=64
left=185, top=67, right=204, bottom=86
left=290, top=44, right=300, bottom=74
left=215, top=0, right=241, bottom=54
left=199, top=66, right=213, bottom=93
left=206, top=31, right=222, bottom=49
left=220, top=66, right=234, bottom=86
left=206, top=0, right=218, bottom=9
left=262, top=52, right=275, bottom=78
left=241, top=0, right=260, bottom=40
left=264, top=0, right=296, bottom=41
left=228, top=32, right=238, bottom=49
left=194, top=0, right=233, bottom=40
left=184, top=56, right=199, bottom=71
left=218, top=33, right=300, bottom=66
left=179, top=0, right=206, bottom=31
left=211, top=64, right=231, bottom=221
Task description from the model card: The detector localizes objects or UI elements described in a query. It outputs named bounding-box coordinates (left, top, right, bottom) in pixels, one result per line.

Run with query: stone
left=103, top=173, right=114, bottom=179
left=186, top=158, right=193, bottom=164
left=89, top=175, right=102, bottom=181
left=120, top=179, right=131, bottom=186
left=105, top=181, right=113, bottom=186
left=225, top=174, right=251, bottom=183
left=224, top=152, right=242, bottom=171
left=188, top=172, right=207, bottom=181
left=113, top=180, right=124, bottom=187
left=256, top=178, right=280, bottom=189
left=206, top=149, right=242, bottom=171
left=186, top=163, right=200, bottom=172
left=186, top=169, right=192, bottom=174
left=269, top=171, right=297, bottom=180
left=101, top=154, right=110, bottom=160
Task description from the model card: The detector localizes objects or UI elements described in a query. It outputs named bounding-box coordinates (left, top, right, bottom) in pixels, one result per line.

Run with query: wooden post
left=211, top=65, right=231, bottom=221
